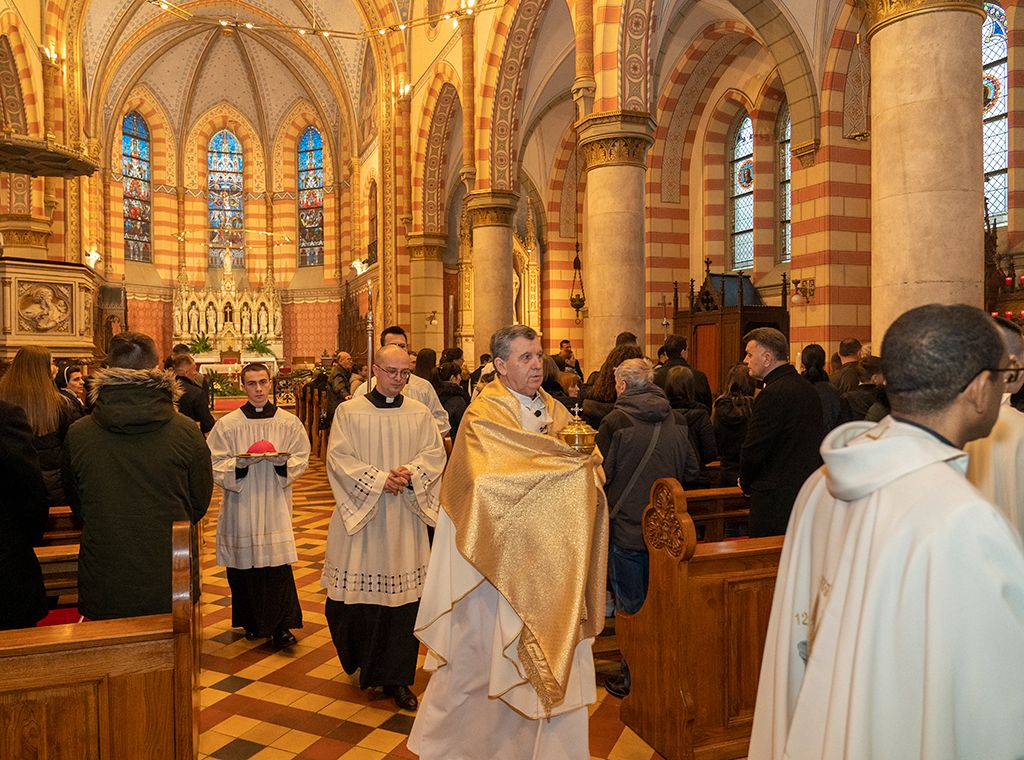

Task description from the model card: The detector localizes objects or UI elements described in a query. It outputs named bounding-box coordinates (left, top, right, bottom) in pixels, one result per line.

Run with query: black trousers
left=325, top=598, right=419, bottom=688
left=226, top=565, right=303, bottom=636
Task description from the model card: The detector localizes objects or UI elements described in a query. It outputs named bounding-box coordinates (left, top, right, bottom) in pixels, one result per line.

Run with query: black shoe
left=383, top=684, right=418, bottom=711
left=272, top=629, right=297, bottom=648
left=243, top=629, right=261, bottom=641
left=604, top=674, right=630, bottom=699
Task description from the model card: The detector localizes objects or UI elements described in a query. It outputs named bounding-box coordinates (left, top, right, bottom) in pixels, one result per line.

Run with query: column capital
left=406, top=233, right=448, bottom=261
left=465, top=190, right=519, bottom=228
left=860, top=0, right=983, bottom=38
left=577, top=110, right=655, bottom=169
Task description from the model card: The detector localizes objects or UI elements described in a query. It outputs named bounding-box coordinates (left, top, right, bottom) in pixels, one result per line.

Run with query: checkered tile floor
left=198, top=457, right=662, bottom=760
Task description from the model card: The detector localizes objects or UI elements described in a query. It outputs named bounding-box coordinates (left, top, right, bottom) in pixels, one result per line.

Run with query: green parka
left=64, top=367, right=213, bottom=619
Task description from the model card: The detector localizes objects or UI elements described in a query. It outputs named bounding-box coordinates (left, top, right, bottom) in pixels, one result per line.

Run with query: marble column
left=578, top=111, right=654, bottom=364
left=407, top=233, right=447, bottom=352
left=466, top=190, right=518, bottom=353
left=867, top=0, right=985, bottom=344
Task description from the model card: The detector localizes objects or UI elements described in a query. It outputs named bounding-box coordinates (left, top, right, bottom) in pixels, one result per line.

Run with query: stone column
left=407, top=233, right=446, bottom=352
left=578, top=111, right=654, bottom=363
left=866, top=0, right=985, bottom=344
left=460, top=16, right=477, bottom=189
left=466, top=190, right=518, bottom=352
left=572, top=0, right=596, bottom=119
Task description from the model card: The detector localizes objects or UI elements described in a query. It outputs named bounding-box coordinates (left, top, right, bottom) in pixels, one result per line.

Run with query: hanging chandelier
left=569, top=126, right=586, bottom=323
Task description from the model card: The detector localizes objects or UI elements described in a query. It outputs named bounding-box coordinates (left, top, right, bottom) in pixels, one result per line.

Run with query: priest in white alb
left=208, top=362, right=311, bottom=649
left=750, top=304, right=1024, bottom=760
left=965, top=315, right=1024, bottom=535
left=408, top=324, right=608, bottom=760
left=323, top=344, right=446, bottom=712
left=349, top=324, right=450, bottom=437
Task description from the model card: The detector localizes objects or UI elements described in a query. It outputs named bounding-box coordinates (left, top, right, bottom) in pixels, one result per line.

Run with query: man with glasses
left=751, top=304, right=1024, bottom=759
left=322, top=344, right=446, bottom=711
left=966, top=316, right=1024, bottom=534
left=350, top=325, right=450, bottom=437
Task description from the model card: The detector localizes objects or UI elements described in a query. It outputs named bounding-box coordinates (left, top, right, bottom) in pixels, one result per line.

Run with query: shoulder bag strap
left=609, top=420, right=662, bottom=520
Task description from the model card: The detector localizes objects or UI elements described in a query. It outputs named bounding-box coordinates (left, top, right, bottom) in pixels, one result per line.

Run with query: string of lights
left=147, top=0, right=499, bottom=39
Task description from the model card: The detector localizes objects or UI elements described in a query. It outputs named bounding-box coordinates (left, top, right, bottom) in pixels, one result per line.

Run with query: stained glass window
left=984, top=2, right=1008, bottom=225
left=778, top=106, right=792, bottom=263
left=297, top=126, right=325, bottom=267
left=730, top=113, right=754, bottom=270
left=122, top=112, right=151, bottom=263
left=208, top=129, right=245, bottom=268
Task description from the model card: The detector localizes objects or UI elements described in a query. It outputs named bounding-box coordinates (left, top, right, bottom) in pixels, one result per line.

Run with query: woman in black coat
left=711, top=364, right=755, bottom=485
left=664, top=365, right=718, bottom=482
left=0, top=400, right=50, bottom=629
left=800, top=343, right=848, bottom=434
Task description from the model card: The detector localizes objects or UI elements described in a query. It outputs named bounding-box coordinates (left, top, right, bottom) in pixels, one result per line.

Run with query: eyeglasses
left=959, top=363, right=1023, bottom=392
left=374, top=364, right=411, bottom=380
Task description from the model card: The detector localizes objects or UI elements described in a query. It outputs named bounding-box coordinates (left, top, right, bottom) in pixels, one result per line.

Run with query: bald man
left=322, top=344, right=447, bottom=711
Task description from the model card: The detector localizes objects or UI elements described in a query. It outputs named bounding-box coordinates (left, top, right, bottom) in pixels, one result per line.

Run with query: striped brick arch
left=750, top=76, right=788, bottom=276
left=543, top=122, right=587, bottom=351
left=701, top=89, right=755, bottom=272
left=487, top=0, right=550, bottom=191
left=413, top=64, right=461, bottom=235
left=107, top=88, right=178, bottom=277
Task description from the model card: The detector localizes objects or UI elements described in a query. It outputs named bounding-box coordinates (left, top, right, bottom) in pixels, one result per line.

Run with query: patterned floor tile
left=199, top=458, right=661, bottom=759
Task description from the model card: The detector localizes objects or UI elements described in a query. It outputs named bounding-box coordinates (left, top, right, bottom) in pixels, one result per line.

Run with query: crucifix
left=658, top=294, right=672, bottom=337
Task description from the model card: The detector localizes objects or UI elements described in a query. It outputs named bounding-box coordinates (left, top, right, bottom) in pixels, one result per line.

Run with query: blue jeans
left=608, top=543, right=649, bottom=687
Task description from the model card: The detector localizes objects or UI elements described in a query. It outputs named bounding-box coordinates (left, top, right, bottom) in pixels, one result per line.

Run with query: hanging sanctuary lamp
left=569, top=127, right=586, bottom=324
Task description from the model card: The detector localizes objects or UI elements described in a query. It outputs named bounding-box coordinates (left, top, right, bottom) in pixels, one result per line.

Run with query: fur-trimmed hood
left=88, top=367, right=183, bottom=435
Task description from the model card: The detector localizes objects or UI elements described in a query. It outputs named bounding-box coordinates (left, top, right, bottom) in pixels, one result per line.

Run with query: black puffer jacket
left=596, top=384, right=699, bottom=551
left=0, top=401, right=49, bottom=629
left=64, top=368, right=213, bottom=620
left=435, top=381, right=471, bottom=440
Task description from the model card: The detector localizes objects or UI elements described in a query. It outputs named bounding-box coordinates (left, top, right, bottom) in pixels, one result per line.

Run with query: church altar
left=171, top=251, right=284, bottom=358
left=197, top=357, right=279, bottom=379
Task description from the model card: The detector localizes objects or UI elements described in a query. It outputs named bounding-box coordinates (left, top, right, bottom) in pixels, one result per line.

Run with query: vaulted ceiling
left=81, top=0, right=392, bottom=159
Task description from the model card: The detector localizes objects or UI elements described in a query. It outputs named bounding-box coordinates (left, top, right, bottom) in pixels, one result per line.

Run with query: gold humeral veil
left=438, top=379, right=608, bottom=709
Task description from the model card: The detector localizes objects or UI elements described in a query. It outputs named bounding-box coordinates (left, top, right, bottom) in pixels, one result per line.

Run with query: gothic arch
left=184, top=104, right=264, bottom=193
left=271, top=100, right=334, bottom=193
left=727, top=0, right=819, bottom=162
left=413, top=62, right=462, bottom=235
left=654, top=22, right=760, bottom=204
left=110, top=84, right=178, bottom=187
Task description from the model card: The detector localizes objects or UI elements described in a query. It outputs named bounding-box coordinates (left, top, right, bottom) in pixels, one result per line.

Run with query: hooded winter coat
left=63, top=368, right=214, bottom=620
left=596, top=383, right=699, bottom=551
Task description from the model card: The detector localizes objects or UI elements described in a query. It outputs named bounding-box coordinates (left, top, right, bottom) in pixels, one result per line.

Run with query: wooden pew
left=35, top=543, right=79, bottom=603
left=41, top=504, right=82, bottom=546
left=617, top=478, right=782, bottom=760
left=685, top=486, right=749, bottom=541
left=0, top=522, right=199, bottom=759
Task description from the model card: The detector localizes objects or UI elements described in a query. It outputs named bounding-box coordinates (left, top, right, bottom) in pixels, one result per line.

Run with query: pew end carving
left=617, top=478, right=782, bottom=760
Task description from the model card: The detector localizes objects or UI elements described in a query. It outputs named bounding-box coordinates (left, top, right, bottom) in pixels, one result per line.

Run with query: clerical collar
left=890, top=415, right=958, bottom=450
left=507, top=386, right=541, bottom=406
left=241, top=402, right=277, bottom=419
left=367, top=388, right=404, bottom=408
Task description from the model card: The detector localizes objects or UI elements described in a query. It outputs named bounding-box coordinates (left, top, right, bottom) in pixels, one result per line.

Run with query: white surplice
left=408, top=388, right=596, bottom=760
left=750, top=417, right=1024, bottom=760
left=965, top=393, right=1024, bottom=535
left=322, top=394, right=445, bottom=607
left=351, top=373, right=451, bottom=438
left=208, top=405, right=310, bottom=568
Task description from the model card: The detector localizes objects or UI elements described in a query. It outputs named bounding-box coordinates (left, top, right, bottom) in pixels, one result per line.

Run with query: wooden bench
left=685, top=486, right=749, bottom=541
left=617, top=478, right=782, bottom=760
left=41, top=505, right=82, bottom=546
left=0, top=522, right=200, bottom=759
left=35, top=543, right=79, bottom=604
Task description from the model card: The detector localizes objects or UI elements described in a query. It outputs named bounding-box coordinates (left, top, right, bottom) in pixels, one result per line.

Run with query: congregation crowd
left=1, top=302, right=1023, bottom=758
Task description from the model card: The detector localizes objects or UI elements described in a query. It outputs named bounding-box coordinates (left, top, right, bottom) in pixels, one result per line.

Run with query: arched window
left=208, top=129, right=244, bottom=269
left=984, top=2, right=1008, bottom=225
left=122, top=112, right=151, bottom=263
left=297, top=126, right=324, bottom=267
left=367, top=179, right=378, bottom=264
left=778, top=105, right=792, bottom=263
left=729, top=112, right=755, bottom=270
